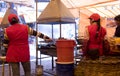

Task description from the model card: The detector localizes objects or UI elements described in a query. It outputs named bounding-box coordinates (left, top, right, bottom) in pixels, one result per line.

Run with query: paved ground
left=0, top=57, right=56, bottom=76
left=0, top=43, right=57, bottom=76
left=0, top=43, right=79, bottom=76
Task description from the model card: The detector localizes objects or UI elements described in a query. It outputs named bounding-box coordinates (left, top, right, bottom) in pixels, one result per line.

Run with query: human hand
left=0, top=56, right=6, bottom=61
left=45, top=39, right=53, bottom=42
left=81, top=56, right=87, bottom=61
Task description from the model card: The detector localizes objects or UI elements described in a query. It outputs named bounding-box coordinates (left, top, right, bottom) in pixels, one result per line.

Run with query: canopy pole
left=52, top=24, right=53, bottom=39
left=78, top=9, right=81, bottom=37
left=60, top=23, right=61, bottom=38
left=36, top=0, right=38, bottom=66
left=75, top=22, right=77, bottom=38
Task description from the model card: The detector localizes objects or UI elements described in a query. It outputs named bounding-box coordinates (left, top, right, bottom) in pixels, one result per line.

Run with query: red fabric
left=87, top=24, right=106, bottom=56
left=6, top=23, right=29, bottom=62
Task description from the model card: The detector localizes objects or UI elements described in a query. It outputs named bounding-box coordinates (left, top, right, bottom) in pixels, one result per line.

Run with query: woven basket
left=74, top=56, right=120, bottom=76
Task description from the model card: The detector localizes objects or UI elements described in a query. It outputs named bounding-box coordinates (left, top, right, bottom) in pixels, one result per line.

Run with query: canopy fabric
left=35, top=0, right=50, bottom=2
left=0, top=8, right=18, bottom=28
left=0, top=8, right=25, bottom=28
left=2, top=0, right=116, bottom=8
left=61, top=0, right=118, bottom=18
left=2, top=0, right=35, bottom=7
left=1, top=0, right=119, bottom=24
left=37, top=0, right=75, bottom=24
left=80, top=0, right=120, bottom=18
left=2, top=0, right=117, bottom=18
left=61, top=0, right=116, bottom=8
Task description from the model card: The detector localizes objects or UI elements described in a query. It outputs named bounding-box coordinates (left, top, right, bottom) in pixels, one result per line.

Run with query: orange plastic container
left=56, top=39, right=76, bottom=62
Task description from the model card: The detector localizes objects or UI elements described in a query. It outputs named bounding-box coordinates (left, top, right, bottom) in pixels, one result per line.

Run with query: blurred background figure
left=114, top=15, right=120, bottom=37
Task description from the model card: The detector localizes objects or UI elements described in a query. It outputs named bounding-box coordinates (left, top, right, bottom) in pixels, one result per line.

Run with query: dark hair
left=114, top=15, right=120, bottom=21
left=10, top=17, right=19, bottom=25
left=92, top=19, right=101, bottom=38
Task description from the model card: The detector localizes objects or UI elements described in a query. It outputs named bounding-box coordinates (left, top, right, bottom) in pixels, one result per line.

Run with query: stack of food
left=108, top=37, right=120, bottom=53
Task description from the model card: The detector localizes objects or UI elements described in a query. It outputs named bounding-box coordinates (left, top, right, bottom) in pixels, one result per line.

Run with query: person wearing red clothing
left=83, top=13, right=107, bottom=60
left=3, top=14, right=52, bottom=76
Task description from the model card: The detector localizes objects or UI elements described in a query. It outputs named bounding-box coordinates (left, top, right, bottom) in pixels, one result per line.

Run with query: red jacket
left=88, top=24, right=106, bottom=56
left=5, top=23, right=29, bottom=62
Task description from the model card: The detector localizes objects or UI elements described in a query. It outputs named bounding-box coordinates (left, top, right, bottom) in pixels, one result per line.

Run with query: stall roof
left=37, top=0, right=75, bottom=24
left=2, top=0, right=116, bottom=8
left=61, top=0, right=119, bottom=18
left=1, top=0, right=120, bottom=23
left=2, top=0, right=118, bottom=18
left=0, top=8, right=18, bottom=28
left=79, top=0, right=120, bottom=18
left=2, top=0, right=35, bottom=7
left=62, top=0, right=116, bottom=8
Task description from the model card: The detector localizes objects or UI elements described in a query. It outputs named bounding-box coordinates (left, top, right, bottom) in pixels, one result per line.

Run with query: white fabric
left=2, top=0, right=115, bottom=8
left=2, top=0, right=118, bottom=18
left=2, top=0, right=35, bottom=7
left=0, top=8, right=18, bottom=28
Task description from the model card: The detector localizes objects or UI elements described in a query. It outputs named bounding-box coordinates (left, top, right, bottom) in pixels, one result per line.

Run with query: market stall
left=36, top=0, right=76, bottom=75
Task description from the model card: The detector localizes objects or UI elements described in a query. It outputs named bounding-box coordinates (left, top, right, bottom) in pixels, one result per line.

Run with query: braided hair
left=10, top=17, right=19, bottom=25
left=91, top=19, right=101, bottom=38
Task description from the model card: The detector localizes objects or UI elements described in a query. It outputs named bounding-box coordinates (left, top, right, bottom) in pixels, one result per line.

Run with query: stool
left=0, top=56, right=11, bottom=76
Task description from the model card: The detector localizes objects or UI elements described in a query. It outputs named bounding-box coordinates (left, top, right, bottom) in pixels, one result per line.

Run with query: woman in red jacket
left=83, top=13, right=107, bottom=60
left=3, top=14, right=52, bottom=76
